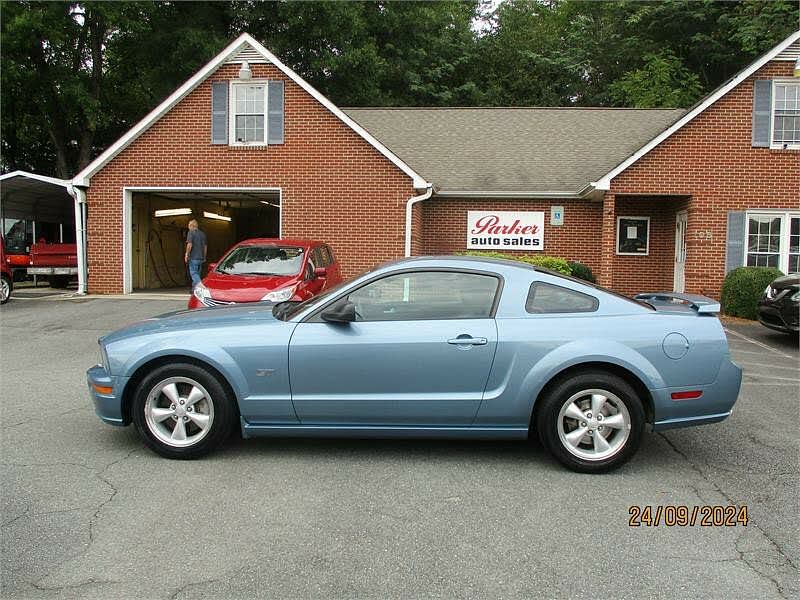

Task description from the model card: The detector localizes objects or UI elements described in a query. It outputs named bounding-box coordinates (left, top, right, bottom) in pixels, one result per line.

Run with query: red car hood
left=203, top=272, right=299, bottom=302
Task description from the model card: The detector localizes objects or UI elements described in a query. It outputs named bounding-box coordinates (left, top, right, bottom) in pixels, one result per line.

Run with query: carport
left=123, top=187, right=281, bottom=292
left=0, top=171, right=86, bottom=291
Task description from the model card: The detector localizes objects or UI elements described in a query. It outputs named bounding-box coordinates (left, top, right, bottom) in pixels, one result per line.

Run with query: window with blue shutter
left=725, top=211, right=746, bottom=273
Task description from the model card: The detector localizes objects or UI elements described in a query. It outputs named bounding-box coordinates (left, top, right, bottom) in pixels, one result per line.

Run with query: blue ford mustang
left=88, top=256, right=742, bottom=472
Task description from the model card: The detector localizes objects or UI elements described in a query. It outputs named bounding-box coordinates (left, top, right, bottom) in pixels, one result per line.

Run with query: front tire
left=0, top=274, right=11, bottom=304
left=536, top=371, right=644, bottom=473
left=132, top=362, right=236, bottom=459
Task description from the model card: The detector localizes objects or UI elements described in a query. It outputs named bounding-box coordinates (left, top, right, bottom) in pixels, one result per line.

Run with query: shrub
left=567, top=261, right=596, bottom=283
left=720, top=266, right=783, bottom=320
left=461, top=251, right=572, bottom=275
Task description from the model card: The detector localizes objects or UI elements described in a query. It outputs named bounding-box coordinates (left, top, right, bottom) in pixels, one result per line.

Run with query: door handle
left=447, top=336, right=488, bottom=346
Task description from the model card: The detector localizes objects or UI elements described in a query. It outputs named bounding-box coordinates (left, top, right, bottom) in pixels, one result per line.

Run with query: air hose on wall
left=145, top=228, right=185, bottom=288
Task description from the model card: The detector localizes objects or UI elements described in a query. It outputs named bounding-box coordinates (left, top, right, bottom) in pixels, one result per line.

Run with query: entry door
left=674, top=211, right=688, bottom=292
left=288, top=270, right=501, bottom=426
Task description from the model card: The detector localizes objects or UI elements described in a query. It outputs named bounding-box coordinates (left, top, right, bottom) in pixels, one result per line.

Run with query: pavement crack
left=659, top=432, right=797, bottom=598
left=31, top=577, right=119, bottom=592
left=169, top=576, right=226, bottom=600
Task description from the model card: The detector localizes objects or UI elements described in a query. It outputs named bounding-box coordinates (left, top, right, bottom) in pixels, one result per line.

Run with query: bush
left=461, top=251, right=572, bottom=275
left=567, top=261, right=596, bottom=283
left=720, top=266, right=784, bottom=320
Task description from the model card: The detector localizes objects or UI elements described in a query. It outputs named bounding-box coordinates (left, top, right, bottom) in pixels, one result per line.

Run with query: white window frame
left=229, top=80, right=268, bottom=147
left=770, top=79, right=800, bottom=150
left=744, top=210, right=800, bottom=274
left=616, top=216, right=650, bottom=256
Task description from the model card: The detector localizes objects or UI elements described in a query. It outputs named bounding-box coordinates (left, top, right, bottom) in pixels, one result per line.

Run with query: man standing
left=185, top=219, right=207, bottom=289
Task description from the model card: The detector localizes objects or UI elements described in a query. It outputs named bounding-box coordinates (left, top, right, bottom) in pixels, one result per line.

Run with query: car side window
left=347, top=271, right=499, bottom=321
left=314, top=246, right=328, bottom=267
left=325, top=246, right=335, bottom=265
left=526, top=282, right=598, bottom=314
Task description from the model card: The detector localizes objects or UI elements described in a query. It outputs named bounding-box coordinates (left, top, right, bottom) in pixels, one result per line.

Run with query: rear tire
left=132, top=362, right=236, bottom=459
left=536, top=371, right=644, bottom=473
left=0, top=274, right=11, bottom=304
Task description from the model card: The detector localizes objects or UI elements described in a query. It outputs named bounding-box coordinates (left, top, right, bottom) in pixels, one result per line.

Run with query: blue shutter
left=211, top=82, right=228, bottom=145
left=752, top=80, right=772, bottom=148
left=267, top=81, right=284, bottom=144
left=725, top=211, right=746, bottom=273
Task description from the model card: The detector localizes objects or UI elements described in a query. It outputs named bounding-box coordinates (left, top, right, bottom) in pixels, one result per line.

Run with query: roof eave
left=593, top=29, right=800, bottom=190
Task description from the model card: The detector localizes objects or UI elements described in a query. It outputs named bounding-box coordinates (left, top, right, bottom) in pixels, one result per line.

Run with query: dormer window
left=772, top=81, right=800, bottom=146
left=231, top=82, right=267, bottom=144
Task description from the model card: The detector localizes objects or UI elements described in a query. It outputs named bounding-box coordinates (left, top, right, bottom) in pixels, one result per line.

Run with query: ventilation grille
left=226, top=44, right=269, bottom=64
left=775, top=41, right=799, bottom=61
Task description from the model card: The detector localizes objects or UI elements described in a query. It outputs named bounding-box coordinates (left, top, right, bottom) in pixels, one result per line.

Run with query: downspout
left=404, top=184, right=433, bottom=257
left=67, top=184, right=88, bottom=295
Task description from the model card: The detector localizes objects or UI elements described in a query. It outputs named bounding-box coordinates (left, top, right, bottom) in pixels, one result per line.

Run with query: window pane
left=789, top=254, right=799, bottom=274
left=526, top=282, right=598, bottom=314
left=349, top=271, right=499, bottom=321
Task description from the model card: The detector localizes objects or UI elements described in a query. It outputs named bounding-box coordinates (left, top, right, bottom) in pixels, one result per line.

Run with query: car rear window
left=216, top=246, right=304, bottom=276
left=526, top=282, right=598, bottom=314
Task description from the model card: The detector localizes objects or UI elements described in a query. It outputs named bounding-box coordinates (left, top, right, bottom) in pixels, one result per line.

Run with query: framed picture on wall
left=616, top=216, right=650, bottom=255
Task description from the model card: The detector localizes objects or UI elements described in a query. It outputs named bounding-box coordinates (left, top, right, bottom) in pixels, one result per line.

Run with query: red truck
left=26, top=242, right=78, bottom=288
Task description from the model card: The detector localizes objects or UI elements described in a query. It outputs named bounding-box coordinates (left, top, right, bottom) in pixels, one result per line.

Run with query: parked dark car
left=188, top=238, right=341, bottom=309
left=757, top=274, right=799, bottom=334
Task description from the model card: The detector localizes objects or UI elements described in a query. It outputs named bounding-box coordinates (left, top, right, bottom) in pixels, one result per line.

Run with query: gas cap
left=662, top=332, right=690, bottom=360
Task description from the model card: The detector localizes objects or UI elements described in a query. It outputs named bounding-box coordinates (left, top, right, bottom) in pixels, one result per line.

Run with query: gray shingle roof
left=343, top=107, right=685, bottom=194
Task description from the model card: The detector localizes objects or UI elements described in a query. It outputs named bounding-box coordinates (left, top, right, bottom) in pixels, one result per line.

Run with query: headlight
left=98, top=342, right=110, bottom=372
left=764, top=285, right=776, bottom=300
left=193, top=282, right=211, bottom=302
left=262, top=284, right=298, bottom=303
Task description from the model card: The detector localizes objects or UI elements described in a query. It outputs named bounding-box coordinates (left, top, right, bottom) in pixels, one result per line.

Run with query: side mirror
left=208, top=262, right=217, bottom=271
left=313, top=266, right=327, bottom=279
left=321, top=300, right=356, bottom=323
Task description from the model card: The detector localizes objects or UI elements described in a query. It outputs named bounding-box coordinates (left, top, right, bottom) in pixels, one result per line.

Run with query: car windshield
left=216, top=246, right=304, bottom=276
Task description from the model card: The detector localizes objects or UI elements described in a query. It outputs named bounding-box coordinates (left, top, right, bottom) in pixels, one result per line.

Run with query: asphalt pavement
left=1, top=295, right=797, bottom=599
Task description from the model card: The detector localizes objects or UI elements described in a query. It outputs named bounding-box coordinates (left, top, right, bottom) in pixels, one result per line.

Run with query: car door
left=288, top=270, right=501, bottom=426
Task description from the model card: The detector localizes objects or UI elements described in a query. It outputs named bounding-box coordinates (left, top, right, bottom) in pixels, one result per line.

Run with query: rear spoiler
left=634, top=292, right=721, bottom=314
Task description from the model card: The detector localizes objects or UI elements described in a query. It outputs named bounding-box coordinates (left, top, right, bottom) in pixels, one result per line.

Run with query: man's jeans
left=188, top=259, right=203, bottom=288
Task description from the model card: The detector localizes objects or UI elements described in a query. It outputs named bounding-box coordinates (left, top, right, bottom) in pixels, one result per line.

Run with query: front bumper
left=87, top=364, right=128, bottom=426
left=757, top=301, right=799, bottom=333
left=652, top=357, right=743, bottom=431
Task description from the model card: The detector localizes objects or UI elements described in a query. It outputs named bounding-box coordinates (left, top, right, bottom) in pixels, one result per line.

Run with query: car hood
left=100, top=304, right=281, bottom=345
left=203, top=271, right=300, bottom=302
left=769, top=274, right=800, bottom=290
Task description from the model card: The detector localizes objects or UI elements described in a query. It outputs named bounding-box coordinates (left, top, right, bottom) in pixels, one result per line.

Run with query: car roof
left=233, top=238, right=323, bottom=249
left=379, top=255, right=539, bottom=272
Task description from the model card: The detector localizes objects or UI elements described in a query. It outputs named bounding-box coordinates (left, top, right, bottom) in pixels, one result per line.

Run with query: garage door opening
left=129, top=189, right=280, bottom=292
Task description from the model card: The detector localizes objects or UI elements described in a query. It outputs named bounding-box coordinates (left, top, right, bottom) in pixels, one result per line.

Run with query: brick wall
left=85, top=62, right=416, bottom=293
left=421, top=199, right=604, bottom=271
left=610, top=61, right=800, bottom=299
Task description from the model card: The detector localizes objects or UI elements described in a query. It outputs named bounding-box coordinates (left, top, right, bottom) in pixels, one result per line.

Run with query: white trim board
left=0, top=170, right=72, bottom=189
left=122, top=185, right=283, bottom=294
left=74, top=33, right=429, bottom=190
left=592, top=30, right=800, bottom=191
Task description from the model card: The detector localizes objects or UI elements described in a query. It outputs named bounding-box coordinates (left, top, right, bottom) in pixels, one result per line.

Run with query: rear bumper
left=28, top=267, right=77, bottom=275
left=87, top=364, right=128, bottom=426
left=652, top=358, right=742, bottom=431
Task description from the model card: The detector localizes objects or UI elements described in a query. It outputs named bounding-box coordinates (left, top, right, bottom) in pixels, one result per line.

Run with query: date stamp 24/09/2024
left=629, top=505, right=749, bottom=527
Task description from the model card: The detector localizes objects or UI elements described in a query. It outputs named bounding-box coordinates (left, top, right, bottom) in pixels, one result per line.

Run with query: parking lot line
left=736, top=361, right=799, bottom=371
left=723, top=327, right=794, bottom=360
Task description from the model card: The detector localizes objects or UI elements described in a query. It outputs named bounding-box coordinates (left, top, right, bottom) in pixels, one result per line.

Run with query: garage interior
left=131, top=190, right=280, bottom=291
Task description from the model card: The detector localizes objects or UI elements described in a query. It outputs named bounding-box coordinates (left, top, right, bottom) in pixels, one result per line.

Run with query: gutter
left=404, top=184, right=434, bottom=257
left=434, top=187, right=601, bottom=200
left=66, top=184, right=88, bottom=295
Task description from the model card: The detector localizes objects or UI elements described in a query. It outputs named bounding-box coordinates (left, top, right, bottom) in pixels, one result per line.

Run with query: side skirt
left=241, top=419, right=529, bottom=440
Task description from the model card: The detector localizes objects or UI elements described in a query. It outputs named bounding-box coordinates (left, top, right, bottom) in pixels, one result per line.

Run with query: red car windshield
left=216, top=246, right=305, bottom=276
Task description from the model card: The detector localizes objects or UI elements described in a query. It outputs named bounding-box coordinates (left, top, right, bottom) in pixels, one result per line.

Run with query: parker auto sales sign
left=467, top=211, right=544, bottom=250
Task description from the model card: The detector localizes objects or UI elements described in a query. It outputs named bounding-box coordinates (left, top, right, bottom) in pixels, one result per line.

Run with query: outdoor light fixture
left=154, top=208, right=192, bottom=217
left=203, top=211, right=232, bottom=222
left=238, top=61, right=252, bottom=80
left=260, top=200, right=281, bottom=209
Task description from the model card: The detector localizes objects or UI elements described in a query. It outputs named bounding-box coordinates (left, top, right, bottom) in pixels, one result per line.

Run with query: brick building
left=70, top=31, right=799, bottom=298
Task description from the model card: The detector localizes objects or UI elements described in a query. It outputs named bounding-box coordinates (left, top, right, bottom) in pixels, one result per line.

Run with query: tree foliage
left=1, top=0, right=797, bottom=178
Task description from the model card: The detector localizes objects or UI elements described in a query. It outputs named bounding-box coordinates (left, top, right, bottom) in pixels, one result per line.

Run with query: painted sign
left=467, top=211, right=544, bottom=250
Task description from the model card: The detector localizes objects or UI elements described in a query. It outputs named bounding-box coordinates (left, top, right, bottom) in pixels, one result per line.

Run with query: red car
left=188, top=239, right=342, bottom=309
left=1, top=235, right=13, bottom=304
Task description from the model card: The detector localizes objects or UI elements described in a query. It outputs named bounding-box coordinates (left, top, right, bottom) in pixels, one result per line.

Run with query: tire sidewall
left=537, top=371, right=645, bottom=473
left=132, top=362, right=235, bottom=459
left=0, top=275, right=11, bottom=304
